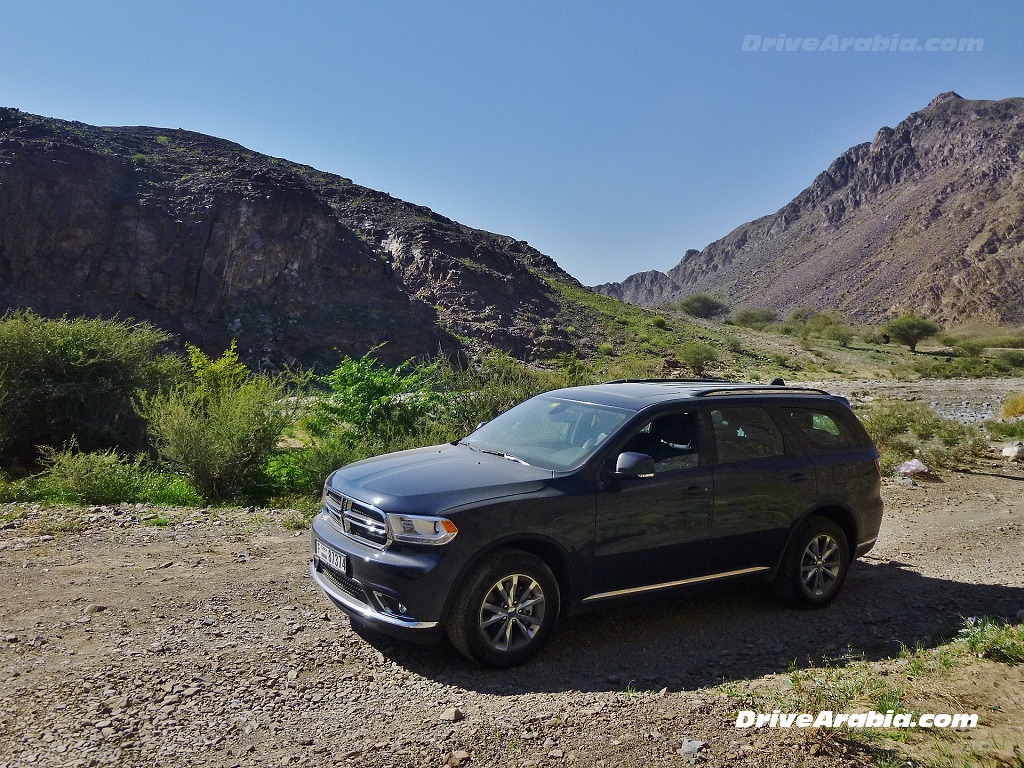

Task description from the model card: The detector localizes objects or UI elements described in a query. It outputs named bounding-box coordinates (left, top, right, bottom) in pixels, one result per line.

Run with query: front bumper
left=309, top=512, right=453, bottom=641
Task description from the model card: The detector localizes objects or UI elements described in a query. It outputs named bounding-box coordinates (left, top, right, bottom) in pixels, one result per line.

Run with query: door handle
left=788, top=472, right=807, bottom=482
left=686, top=485, right=707, bottom=495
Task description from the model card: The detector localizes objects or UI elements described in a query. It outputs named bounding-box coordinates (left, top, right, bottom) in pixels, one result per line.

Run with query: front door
left=591, top=410, right=713, bottom=597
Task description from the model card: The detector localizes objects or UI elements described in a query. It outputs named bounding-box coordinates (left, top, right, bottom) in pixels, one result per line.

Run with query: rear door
left=707, top=404, right=817, bottom=573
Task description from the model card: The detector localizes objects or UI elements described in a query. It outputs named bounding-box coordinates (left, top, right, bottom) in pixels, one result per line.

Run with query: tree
left=732, top=309, right=778, bottom=330
left=677, top=294, right=730, bottom=319
left=885, top=314, right=941, bottom=352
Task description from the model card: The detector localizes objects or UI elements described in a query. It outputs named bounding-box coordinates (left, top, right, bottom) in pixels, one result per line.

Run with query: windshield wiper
left=478, top=448, right=530, bottom=466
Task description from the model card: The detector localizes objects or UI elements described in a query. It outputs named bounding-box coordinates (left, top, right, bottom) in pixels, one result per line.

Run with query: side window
left=711, top=407, right=785, bottom=464
left=784, top=408, right=860, bottom=451
left=621, top=412, right=699, bottom=472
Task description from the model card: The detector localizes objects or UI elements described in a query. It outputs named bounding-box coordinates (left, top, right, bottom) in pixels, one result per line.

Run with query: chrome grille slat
left=324, top=488, right=388, bottom=547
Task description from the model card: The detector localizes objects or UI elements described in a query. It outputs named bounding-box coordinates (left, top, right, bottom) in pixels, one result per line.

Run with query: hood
left=326, top=443, right=553, bottom=514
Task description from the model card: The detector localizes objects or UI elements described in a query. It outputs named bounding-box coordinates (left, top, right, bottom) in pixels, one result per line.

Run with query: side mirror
left=614, top=451, right=655, bottom=479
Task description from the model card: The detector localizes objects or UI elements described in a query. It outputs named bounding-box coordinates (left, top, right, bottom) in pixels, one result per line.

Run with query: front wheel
left=447, top=550, right=560, bottom=668
left=773, top=517, right=849, bottom=608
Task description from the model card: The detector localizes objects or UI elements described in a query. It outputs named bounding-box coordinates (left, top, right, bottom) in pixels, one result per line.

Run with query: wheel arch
left=443, top=535, right=576, bottom=621
left=771, top=504, right=858, bottom=578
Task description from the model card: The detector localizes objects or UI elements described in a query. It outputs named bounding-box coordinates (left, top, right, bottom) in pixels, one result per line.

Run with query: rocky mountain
left=0, top=108, right=590, bottom=368
left=595, top=93, right=1024, bottom=324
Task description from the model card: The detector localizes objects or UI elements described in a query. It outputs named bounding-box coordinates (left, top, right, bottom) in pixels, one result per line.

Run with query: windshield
left=461, top=396, right=632, bottom=471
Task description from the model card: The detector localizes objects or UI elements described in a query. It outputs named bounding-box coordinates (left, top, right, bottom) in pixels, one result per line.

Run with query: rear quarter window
left=783, top=407, right=861, bottom=451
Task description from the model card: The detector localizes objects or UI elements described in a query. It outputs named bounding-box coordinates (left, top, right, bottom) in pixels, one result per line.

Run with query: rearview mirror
left=614, top=451, right=655, bottom=479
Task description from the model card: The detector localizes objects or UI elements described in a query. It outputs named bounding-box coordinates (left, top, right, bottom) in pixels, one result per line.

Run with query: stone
left=678, top=740, right=706, bottom=756
left=1001, top=441, right=1024, bottom=460
left=440, top=707, right=464, bottom=723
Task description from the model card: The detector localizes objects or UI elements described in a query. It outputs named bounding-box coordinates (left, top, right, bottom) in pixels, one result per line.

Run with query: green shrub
left=956, top=617, right=1024, bottom=665
left=885, top=314, right=941, bottom=352
left=997, top=350, right=1024, bottom=368
left=677, top=294, right=729, bottom=319
left=651, top=315, right=667, bottom=329
left=598, top=342, right=615, bottom=356
left=677, top=342, right=718, bottom=377
left=307, top=348, right=444, bottom=442
left=0, top=311, right=182, bottom=467
left=953, top=339, right=986, bottom=358
left=822, top=324, right=855, bottom=347
left=137, top=345, right=298, bottom=500
left=732, top=309, right=777, bottom=329
left=8, top=443, right=202, bottom=506
left=984, top=420, right=1024, bottom=440
left=858, top=400, right=985, bottom=473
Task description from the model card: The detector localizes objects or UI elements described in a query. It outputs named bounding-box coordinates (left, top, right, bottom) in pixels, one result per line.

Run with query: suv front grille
left=323, top=488, right=388, bottom=547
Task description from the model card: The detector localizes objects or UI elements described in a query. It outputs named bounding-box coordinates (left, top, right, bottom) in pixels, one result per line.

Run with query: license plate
left=316, top=541, right=347, bottom=574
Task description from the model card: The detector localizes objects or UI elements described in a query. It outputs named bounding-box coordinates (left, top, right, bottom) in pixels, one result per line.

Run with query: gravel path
left=2, top=379, right=1024, bottom=768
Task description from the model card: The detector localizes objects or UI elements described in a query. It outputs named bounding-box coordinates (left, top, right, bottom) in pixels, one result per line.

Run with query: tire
left=773, top=517, right=849, bottom=608
left=447, top=549, right=560, bottom=668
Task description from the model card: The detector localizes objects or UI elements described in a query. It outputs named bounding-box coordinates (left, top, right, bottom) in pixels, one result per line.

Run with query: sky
left=2, top=1, right=1023, bottom=286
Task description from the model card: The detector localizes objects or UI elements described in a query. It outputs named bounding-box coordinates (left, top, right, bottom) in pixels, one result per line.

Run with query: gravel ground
left=804, top=377, right=1024, bottom=423
left=2, top=379, right=1024, bottom=768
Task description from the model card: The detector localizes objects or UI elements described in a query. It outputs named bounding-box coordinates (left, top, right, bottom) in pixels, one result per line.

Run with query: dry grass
left=1000, top=392, right=1024, bottom=420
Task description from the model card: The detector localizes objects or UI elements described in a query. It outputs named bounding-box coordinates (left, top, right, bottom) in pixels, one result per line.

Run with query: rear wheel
left=447, top=550, right=559, bottom=668
left=773, top=517, right=849, bottom=607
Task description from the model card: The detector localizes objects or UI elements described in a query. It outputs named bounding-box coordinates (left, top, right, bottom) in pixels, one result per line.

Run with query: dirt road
left=2, top=423, right=1023, bottom=767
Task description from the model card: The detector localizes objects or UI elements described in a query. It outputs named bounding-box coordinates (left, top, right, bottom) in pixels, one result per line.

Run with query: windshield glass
left=462, top=396, right=633, bottom=471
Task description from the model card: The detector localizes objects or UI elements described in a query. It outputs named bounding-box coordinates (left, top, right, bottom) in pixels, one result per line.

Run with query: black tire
left=447, top=549, right=560, bottom=668
left=773, top=517, right=849, bottom=608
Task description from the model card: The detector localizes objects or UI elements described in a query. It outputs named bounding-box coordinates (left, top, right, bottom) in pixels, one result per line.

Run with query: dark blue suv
left=310, top=381, right=883, bottom=667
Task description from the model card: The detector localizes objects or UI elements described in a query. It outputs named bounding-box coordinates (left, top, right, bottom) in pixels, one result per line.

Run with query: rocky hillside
left=0, top=109, right=590, bottom=368
left=595, top=93, right=1024, bottom=324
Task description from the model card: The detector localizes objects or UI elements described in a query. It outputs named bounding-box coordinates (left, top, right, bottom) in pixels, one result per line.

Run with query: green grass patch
left=857, top=400, right=986, bottom=474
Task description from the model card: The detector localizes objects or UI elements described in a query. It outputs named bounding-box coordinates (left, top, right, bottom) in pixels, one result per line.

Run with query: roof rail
left=697, top=386, right=834, bottom=397
left=601, top=378, right=736, bottom=385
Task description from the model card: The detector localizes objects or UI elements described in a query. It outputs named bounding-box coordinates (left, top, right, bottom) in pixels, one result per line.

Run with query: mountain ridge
left=594, top=92, right=1024, bottom=324
left=0, top=108, right=592, bottom=368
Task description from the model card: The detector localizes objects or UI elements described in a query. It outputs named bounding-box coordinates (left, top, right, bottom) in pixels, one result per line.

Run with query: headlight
left=386, top=514, right=458, bottom=545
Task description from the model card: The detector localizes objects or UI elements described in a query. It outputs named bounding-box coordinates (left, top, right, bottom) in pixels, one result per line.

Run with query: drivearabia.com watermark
left=741, top=34, right=984, bottom=53
left=735, top=710, right=979, bottom=729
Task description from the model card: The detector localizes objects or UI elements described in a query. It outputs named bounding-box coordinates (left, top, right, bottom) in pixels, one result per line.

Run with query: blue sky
left=2, top=1, right=1022, bottom=285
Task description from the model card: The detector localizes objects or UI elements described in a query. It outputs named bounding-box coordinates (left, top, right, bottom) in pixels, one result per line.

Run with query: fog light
left=372, top=590, right=408, bottom=617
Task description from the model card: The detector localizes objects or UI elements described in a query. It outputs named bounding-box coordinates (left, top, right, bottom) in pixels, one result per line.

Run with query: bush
left=677, top=294, right=729, bottom=319
left=885, top=314, right=941, bottom=352
left=1000, top=393, right=1024, bottom=419
left=858, top=400, right=985, bottom=474
left=984, top=420, right=1024, bottom=440
left=732, top=309, right=777, bottom=330
left=998, top=350, right=1024, bottom=368
left=954, top=339, right=986, bottom=358
left=677, top=342, right=719, bottom=377
left=138, top=345, right=298, bottom=500
left=651, top=316, right=667, bottom=329
left=822, top=324, right=855, bottom=347
left=307, top=349, right=444, bottom=442
left=7, top=443, right=202, bottom=506
left=598, top=342, right=615, bottom=356
left=0, top=311, right=182, bottom=468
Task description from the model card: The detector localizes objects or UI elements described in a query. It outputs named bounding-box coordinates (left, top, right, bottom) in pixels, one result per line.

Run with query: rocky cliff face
left=0, top=109, right=585, bottom=367
left=596, top=93, right=1024, bottom=324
